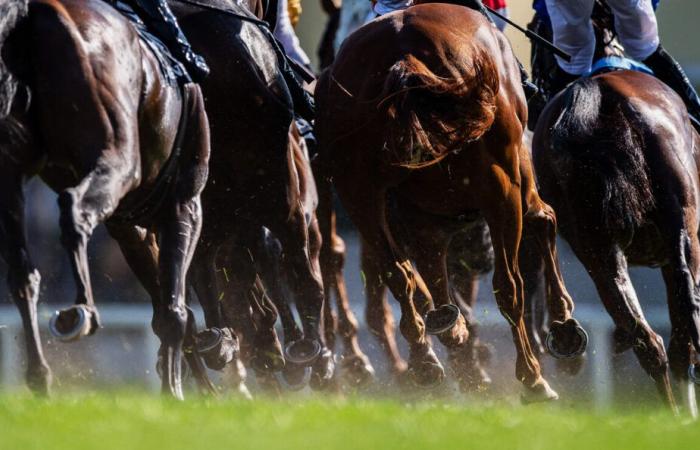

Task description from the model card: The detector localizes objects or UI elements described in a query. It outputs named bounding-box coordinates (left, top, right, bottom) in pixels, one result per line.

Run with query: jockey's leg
left=608, top=0, right=700, bottom=127
left=544, top=0, right=595, bottom=95
left=131, top=0, right=210, bottom=81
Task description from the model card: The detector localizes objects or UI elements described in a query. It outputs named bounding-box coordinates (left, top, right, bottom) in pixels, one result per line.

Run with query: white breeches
left=545, top=0, right=659, bottom=74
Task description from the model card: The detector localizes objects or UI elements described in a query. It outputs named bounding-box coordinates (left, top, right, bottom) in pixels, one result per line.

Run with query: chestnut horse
left=532, top=19, right=700, bottom=418
left=0, top=0, right=210, bottom=397
left=360, top=219, right=494, bottom=390
left=316, top=4, right=587, bottom=400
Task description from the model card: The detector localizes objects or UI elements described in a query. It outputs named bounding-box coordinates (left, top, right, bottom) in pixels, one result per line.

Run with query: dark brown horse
left=532, top=29, right=700, bottom=419
left=0, top=0, right=210, bottom=397
left=316, top=4, right=587, bottom=400
left=170, top=0, right=335, bottom=390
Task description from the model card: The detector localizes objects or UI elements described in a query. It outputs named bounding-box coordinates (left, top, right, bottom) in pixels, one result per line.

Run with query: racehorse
left=531, top=1, right=700, bottom=416
left=316, top=3, right=587, bottom=400
left=0, top=0, right=210, bottom=398
left=170, top=0, right=336, bottom=390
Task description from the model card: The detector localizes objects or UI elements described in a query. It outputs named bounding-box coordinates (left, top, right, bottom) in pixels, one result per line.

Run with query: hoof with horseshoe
left=424, top=304, right=461, bottom=335
left=546, top=318, right=588, bottom=359
left=195, top=327, right=238, bottom=371
left=49, top=304, right=101, bottom=342
left=284, top=338, right=322, bottom=366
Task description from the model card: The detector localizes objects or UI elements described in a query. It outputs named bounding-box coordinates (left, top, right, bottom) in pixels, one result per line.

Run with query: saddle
left=585, top=55, right=654, bottom=78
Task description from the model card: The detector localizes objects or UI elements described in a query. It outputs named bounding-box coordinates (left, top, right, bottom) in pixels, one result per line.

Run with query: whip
left=483, top=5, right=572, bottom=62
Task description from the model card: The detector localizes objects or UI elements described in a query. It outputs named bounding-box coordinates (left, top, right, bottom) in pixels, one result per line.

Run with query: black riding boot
left=549, top=64, right=579, bottom=97
left=643, top=45, right=700, bottom=129
left=132, top=0, right=210, bottom=82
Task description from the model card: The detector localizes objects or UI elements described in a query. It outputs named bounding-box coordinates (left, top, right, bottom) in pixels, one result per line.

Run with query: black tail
left=0, top=0, right=29, bottom=151
left=550, top=78, right=654, bottom=231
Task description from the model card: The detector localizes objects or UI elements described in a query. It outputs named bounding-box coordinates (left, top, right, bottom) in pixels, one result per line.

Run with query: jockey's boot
left=549, top=64, right=579, bottom=97
left=132, top=0, right=210, bottom=82
left=643, top=45, right=700, bottom=131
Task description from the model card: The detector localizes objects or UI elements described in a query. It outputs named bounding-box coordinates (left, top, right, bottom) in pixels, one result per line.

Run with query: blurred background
left=0, top=0, right=698, bottom=407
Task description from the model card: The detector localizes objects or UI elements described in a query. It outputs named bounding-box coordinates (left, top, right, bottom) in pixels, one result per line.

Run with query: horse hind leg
left=317, top=188, right=375, bottom=387
left=659, top=212, right=700, bottom=418
left=151, top=85, right=210, bottom=399
left=0, top=168, right=51, bottom=394
left=483, top=179, right=556, bottom=403
left=51, top=148, right=140, bottom=342
left=580, top=245, right=677, bottom=412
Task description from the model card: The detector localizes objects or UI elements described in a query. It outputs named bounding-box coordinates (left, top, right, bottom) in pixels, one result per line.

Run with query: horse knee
left=152, top=306, right=188, bottom=343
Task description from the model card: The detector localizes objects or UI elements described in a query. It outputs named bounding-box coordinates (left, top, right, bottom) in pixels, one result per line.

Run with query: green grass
left=0, top=391, right=697, bottom=450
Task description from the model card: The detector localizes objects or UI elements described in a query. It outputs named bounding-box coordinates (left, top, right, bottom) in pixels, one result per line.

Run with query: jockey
left=544, top=0, right=700, bottom=124
left=486, top=0, right=508, bottom=32
left=121, top=0, right=210, bottom=82
left=274, top=0, right=313, bottom=70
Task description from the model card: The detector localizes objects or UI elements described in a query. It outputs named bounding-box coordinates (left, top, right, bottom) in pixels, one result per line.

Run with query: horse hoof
left=425, top=304, right=461, bottom=335
left=282, top=363, right=311, bottom=390
left=49, top=305, right=100, bottom=342
left=340, top=355, right=376, bottom=387
left=689, top=364, right=700, bottom=385
left=309, top=348, right=335, bottom=391
left=156, top=356, right=191, bottom=381
left=521, top=378, right=559, bottom=404
left=284, top=339, right=322, bottom=365
left=408, top=349, right=446, bottom=388
left=546, top=319, right=588, bottom=359
left=195, top=327, right=237, bottom=371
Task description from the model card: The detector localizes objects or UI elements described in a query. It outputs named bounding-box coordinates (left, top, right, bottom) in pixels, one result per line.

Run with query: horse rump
left=549, top=77, right=654, bottom=232
left=378, top=53, right=497, bottom=168
left=0, top=0, right=29, bottom=151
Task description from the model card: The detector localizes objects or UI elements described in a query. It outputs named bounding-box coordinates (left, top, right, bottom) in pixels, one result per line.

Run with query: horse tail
left=0, top=0, right=30, bottom=151
left=550, top=78, right=654, bottom=231
left=378, top=53, right=498, bottom=168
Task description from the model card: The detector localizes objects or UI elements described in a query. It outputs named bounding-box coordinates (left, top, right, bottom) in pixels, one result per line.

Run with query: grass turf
left=0, top=392, right=697, bottom=450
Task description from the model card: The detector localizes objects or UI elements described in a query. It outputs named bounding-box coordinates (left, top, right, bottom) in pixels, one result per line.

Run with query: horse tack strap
left=111, top=87, right=191, bottom=225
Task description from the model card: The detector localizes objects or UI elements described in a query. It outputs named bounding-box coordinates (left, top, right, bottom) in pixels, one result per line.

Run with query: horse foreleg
left=336, top=181, right=443, bottom=387
left=0, top=170, right=51, bottom=394
left=361, top=240, right=407, bottom=377
left=318, top=192, right=375, bottom=387
left=272, top=208, right=335, bottom=390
